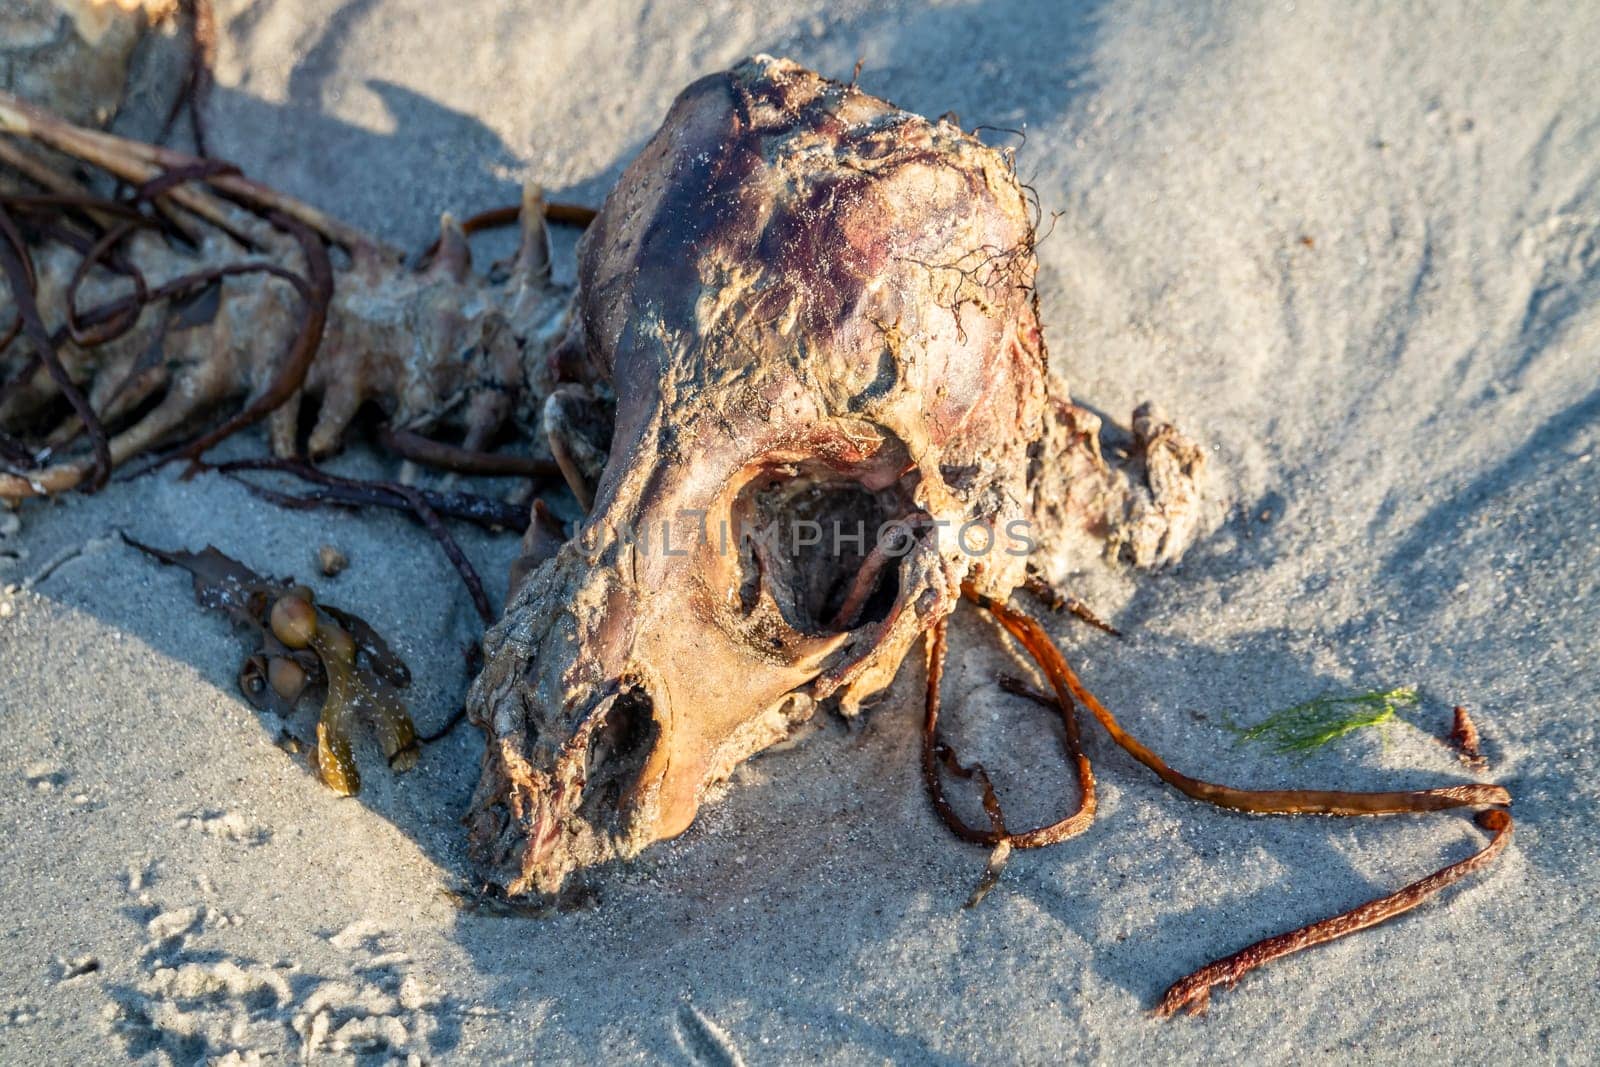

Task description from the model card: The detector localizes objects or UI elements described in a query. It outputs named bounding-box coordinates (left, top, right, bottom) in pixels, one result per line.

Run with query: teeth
left=515, top=181, right=552, bottom=283
left=433, top=212, right=472, bottom=280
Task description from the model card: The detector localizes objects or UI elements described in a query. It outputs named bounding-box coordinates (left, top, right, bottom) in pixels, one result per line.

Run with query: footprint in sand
left=103, top=879, right=457, bottom=1063
left=21, top=762, right=66, bottom=792
left=176, top=810, right=271, bottom=846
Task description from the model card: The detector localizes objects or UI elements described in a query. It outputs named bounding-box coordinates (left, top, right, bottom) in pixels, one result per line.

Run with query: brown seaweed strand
left=922, top=608, right=1098, bottom=851
left=928, top=702, right=1015, bottom=909
left=0, top=204, right=112, bottom=489
left=412, top=200, right=598, bottom=266
left=1450, top=705, right=1487, bottom=770
left=158, top=0, right=218, bottom=156
left=377, top=425, right=560, bottom=479
left=214, top=457, right=529, bottom=530
left=971, top=588, right=1516, bottom=1015
left=72, top=258, right=309, bottom=333
left=216, top=459, right=495, bottom=626
left=64, top=219, right=151, bottom=346
left=970, top=583, right=1511, bottom=815
left=1022, top=574, right=1123, bottom=637
left=176, top=214, right=332, bottom=466
left=133, top=160, right=239, bottom=204
left=1156, top=808, right=1513, bottom=1016
left=391, top=483, right=495, bottom=626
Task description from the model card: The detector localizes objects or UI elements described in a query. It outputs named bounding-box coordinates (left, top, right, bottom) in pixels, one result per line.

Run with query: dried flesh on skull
left=461, top=56, right=1208, bottom=896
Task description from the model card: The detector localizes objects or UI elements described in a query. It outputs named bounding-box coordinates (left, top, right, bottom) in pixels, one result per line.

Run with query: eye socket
left=729, top=459, right=920, bottom=636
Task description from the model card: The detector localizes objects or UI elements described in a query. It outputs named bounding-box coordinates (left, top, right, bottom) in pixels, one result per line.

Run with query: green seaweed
left=125, top=535, right=418, bottom=795
left=1230, top=686, right=1420, bottom=755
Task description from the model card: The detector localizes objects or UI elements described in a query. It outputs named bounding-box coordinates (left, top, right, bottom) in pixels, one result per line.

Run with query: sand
left=2, top=0, right=1597, bottom=1061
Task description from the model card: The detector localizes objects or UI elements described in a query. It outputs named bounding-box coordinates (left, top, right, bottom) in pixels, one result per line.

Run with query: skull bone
left=466, top=55, right=1053, bottom=896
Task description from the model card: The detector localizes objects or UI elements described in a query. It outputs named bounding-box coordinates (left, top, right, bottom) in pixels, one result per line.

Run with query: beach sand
left=1, top=0, right=1596, bottom=1061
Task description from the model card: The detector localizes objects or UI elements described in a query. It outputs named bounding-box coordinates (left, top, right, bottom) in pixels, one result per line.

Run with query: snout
left=468, top=676, right=663, bottom=897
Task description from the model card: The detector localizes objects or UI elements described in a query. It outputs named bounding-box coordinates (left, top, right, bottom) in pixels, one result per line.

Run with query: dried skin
left=458, top=56, right=1217, bottom=899
left=0, top=198, right=564, bottom=496
left=471, top=57, right=1029, bottom=892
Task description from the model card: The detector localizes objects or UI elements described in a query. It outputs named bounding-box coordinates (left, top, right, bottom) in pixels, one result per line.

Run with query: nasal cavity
left=581, top=686, right=659, bottom=825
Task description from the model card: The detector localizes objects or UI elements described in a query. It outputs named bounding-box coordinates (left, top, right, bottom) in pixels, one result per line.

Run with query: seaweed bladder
left=125, top=533, right=418, bottom=795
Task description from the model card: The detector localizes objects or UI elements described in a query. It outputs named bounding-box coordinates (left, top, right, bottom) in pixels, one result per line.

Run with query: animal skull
left=0, top=46, right=1204, bottom=897
left=464, top=56, right=1203, bottom=896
